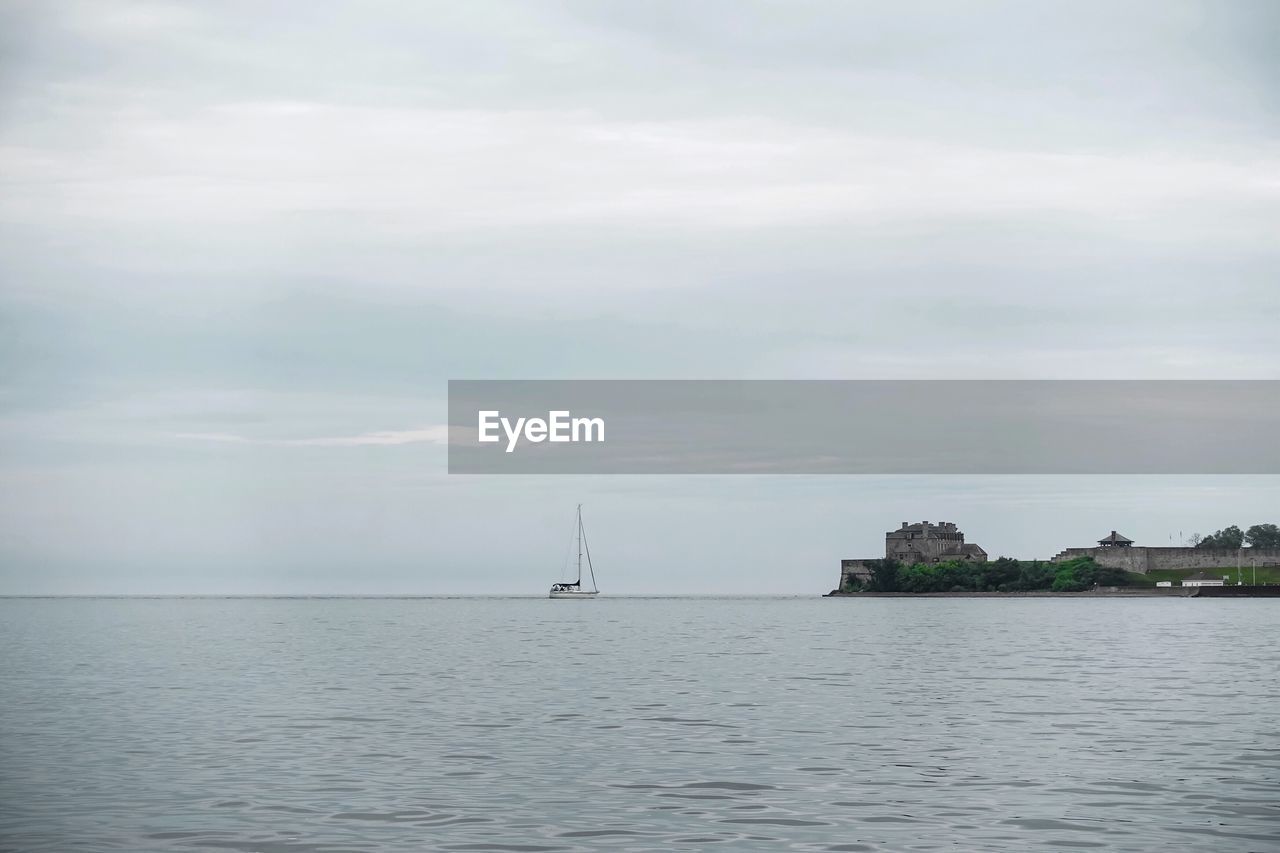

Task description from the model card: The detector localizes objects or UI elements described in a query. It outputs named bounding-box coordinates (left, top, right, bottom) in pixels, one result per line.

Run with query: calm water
left=1, top=597, right=1277, bottom=852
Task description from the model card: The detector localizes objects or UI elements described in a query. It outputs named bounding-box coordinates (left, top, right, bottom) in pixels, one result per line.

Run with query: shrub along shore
left=839, top=556, right=1138, bottom=594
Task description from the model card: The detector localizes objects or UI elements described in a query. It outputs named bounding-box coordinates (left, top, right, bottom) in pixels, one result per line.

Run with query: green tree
left=940, top=560, right=967, bottom=591
left=981, top=557, right=1022, bottom=591
left=893, top=559, right=996, bottom=593
left=873, top=555, right=1133, bottom=594
left=1245, top=523, right=1280, bottom=548
left=895, top=562, right=933, bottom=593
left=1198, top=525, right=1245, bottom=549
left=1051, top=566, right=1090, bottom=592
left=1047, top=556, right=1127, bottom=592
left=864, top=558, right=901, bottom=592
left=1010, top=560, right=1055, bottom=591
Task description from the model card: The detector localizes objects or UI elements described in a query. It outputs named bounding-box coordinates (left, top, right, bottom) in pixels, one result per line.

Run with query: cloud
left=3, top=108, right=1275, bottom=237
left=1, top=1, right=1278, bottom=592
left=174, top=425, right=450, bottom=447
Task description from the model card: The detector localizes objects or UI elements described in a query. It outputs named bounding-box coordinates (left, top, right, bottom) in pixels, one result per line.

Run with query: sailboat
left=549, top=504, right=599, bottom=599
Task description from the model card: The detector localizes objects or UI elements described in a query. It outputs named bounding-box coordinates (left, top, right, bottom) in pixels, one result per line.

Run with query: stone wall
left=1051, top=547, right=1280, bottom=574
left=1052, top=547, right=1151, bottom=572
left=839, top=559, right=878, bottom=589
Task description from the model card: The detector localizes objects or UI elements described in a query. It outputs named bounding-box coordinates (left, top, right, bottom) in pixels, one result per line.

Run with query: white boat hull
left=549, top=589, right=599, bottom=599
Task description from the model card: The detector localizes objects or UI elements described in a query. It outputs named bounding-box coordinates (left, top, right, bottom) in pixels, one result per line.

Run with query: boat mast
left=576, top=504, right=583, bottom=585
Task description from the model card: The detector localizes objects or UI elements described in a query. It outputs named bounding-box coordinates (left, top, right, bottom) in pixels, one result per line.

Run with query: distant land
left=829, top=521, right=1280, bottom=596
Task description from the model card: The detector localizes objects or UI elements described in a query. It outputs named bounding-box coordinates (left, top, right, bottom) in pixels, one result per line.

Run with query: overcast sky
left=2, top=1, right=1278, bottom=594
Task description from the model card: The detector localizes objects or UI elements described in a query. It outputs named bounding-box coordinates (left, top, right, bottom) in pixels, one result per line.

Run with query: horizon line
left=0, top=593, right=818, bottom=600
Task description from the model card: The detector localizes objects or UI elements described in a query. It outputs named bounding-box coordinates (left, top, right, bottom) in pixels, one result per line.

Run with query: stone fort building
left=841, top=520, right=987, bottom=587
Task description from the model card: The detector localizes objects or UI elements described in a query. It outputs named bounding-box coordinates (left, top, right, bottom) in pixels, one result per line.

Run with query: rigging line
left=581, top=516, right=597, bottom=592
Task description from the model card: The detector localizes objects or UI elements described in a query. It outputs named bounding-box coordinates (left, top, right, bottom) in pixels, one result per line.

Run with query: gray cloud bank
left=1, top=2, right=1277, bottom=592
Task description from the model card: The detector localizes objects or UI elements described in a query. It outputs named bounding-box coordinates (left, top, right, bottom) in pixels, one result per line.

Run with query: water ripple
left=1, top=597, right=1277, bottom=852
